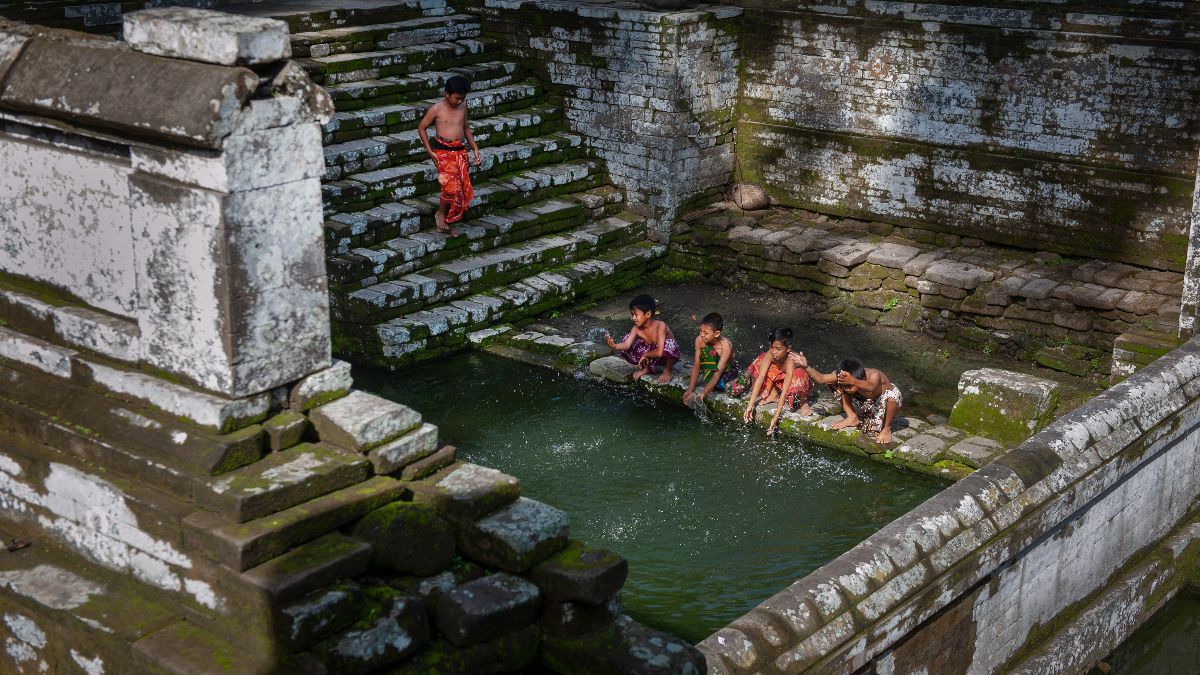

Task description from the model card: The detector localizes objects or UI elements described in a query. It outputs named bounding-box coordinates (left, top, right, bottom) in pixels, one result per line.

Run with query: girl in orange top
left=737, top=327, right=813, bottom=434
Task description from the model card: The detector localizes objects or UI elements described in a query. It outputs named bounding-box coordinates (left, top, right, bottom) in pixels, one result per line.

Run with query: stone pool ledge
left=468, top=324, right=1032, bottom=481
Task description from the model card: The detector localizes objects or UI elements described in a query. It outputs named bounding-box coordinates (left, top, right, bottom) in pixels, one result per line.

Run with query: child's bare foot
left=657, top=367, right=673, bottom=383
left=434, top=211, right=460, bottom=236
left=830, top=417, right=858, bottom=431
left=631, top=367, right=650, bottom=381
left=800, top=403, right=812, bottom=417
left=875, top=429, right=893, bottom=444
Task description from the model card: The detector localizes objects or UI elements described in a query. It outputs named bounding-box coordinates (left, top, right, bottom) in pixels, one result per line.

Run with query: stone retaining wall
left=698, top=333, right=1200, bottom=673
left=0, top=11, right=699, bottom=673
left=727, top=0, right=1200, bottom=271
left=466, top=0, right=741, bottom=238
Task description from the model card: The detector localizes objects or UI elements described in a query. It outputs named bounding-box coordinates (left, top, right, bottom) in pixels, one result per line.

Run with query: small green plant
left=937, top=349, right=951, bottom=359
left=1041, top=257, right=1071, bottom=266
left=548, top=309, right=562, bottom=319
left=882, top=297, right=899, bottom=312
left=982, top=343, right=995, bottom=355
left=884, top=449, right=895, bottom=459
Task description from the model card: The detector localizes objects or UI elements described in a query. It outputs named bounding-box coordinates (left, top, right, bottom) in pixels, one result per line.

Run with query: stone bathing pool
left=357, top=352, right=945, bottom=641
left=357, top=287, right=1103, bottom=642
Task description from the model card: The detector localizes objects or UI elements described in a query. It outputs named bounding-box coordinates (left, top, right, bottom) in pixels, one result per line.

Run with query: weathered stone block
left=461, top=497, right=570, bottom=573
left=923, top=260, right=992, bottom=290
left=401, top=445, right=457, bottom=481
left=124, top=8, right=290, bottom=66
left=409, top=463, right=520, bottom=523
left=731, top=183, right=768, bottom=210
left=543, top=615, right=705, bottom=674
left=263, top=411, right=308, bottom=452
left=368, top=423, right=440, bottom=475
left=290, top=360, right=353, bottom=411
left=892, top=434, right=946, bottom=465
left=281, top=582, right=364, bottom=649
left=436, top=574, right=541, bottom=647
left=950, top=368, right=1061, bottom=446
left=351, top=502, right=455, bottom=576
left=822, top=241, right=875, bottom=267
left=589, top=355, right=638, bottom=383
left=310, top=391, right=421, bottom=452
left=945, top=436, right=1004, bottom=469
left=531, top=542, right=628, bottom=605
left=540, top=596, right=622, bottom=637
left=316, top=592, right=429, bottom=672
left=866, top=243, right=921, bottom=269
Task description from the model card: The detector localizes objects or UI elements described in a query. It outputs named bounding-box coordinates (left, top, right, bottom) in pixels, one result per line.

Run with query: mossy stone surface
left=351, top=501, right=456, bottom=576
left=949, top=368, right=1061, bottom=446
left=530, top=541, right=628, bottom=605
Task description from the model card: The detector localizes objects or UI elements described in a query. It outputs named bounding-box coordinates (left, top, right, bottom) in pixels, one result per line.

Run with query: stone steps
left=336, top=213, right=647, bottom=324
left=237, top=0, right=452, bottom=33
left=324, top=99, right=559, bottom=178
left=347, top=241, right=667, bottom=365
left=322, top=79, right=544, bottom=144
left=303, top=37, right=499, bottom=86
left=327, top=194, right=587, bottom=286
left=291, top=13, right=481, bottom=57
left=323, top=60, right=522, bottom=112
left=323, top=131, right=585, bottom=210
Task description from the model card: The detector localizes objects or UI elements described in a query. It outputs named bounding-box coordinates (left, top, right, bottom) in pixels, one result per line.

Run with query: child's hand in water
left=742, top=406, right=754, bottom=424
left=682, top=390, right=694, bottom=404
left=768, top=418, right=779, bottom=436
left=604, top=334, right=616, bottom=349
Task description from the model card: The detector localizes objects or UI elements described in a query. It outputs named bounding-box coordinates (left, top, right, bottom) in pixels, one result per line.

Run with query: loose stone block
left=263, top=412, right=308, bottom=452
left=949, top=368, right=1061, bottom=445
left=902, top=251, right=945, bottom=276
left=866, top=243, right=921, bottom=269
left=436, top=574, right=542, bottom=647
left=0, top=326, right=75, bottom=377
left=368, top=423, right=440, bottom=475
left=540, top=596, right=622, bottom=637
left=945, top=437, right=1004, bottom=469
left=531, top=542, right=629, bottom=605
left=310, top=390, right=421, bottom=452
left=409, top=463, right=520, bottom=523
left=589, top=355, right=638, bottom=383
left=892, top=434, right=947, bottom=465
left=461, top=497, right=570, bottom=573
left=401, top=445, right=457, bottom=481
left=316, top=592, right=429, bottom=672
left=822, top=241, right=875, bottom=267
left=281, top=582, right=364, bottom=648
left=923, top=260, right=992, bottom=290
left=351, top=502, right=455, bottom=576
left=242, top=532, right=371, bottom=603
left=124, top=8, right=290, bottom=66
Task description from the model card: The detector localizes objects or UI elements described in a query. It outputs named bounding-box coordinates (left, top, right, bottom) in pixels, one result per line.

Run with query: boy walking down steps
left=418, top=75, right=482, bottom=236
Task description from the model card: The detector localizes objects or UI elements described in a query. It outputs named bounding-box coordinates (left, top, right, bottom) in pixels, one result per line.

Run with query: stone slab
left=310, top=390, right=422, bottom=452
left=409, top=462, right=521, bottom=524
left=368, top=422, right=440, bottom=474
left=400, top=445, right=457, bottom=481
left=866, top=243, right=921, bottom=269
left=124, top=8, right=290, bottom=66
left=436, top=573, right=541, bottom=647
left=461, top=497, right=570, bottom=573
left=950, top=368, right=1061, bottom=446
left=589, top=355, right=637, bottom=383
left=531, top=542, right=628, bottom=606
left=351, top=502, right=455, bottom=576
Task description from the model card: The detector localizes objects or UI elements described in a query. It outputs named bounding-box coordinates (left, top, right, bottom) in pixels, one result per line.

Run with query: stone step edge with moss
left=467, top=325, right=981, bottom=482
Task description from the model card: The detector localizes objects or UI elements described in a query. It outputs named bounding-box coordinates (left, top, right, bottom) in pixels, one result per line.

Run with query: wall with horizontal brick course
left=470, top=0, right=741, bottom=238
left=729, top=0, right=1200, bottom=271
left=699, top=333, right=1200, bottom=673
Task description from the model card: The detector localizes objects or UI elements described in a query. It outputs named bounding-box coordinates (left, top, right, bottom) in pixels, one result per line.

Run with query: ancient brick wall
left=728, top=0, right=1200, bottom=271
left=699, top=334, right=1200, bottom=673
left=469, top=0, right=742, bottom=238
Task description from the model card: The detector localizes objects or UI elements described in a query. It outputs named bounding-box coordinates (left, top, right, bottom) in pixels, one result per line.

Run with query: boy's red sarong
left=432, top=136, right=473, bottom=224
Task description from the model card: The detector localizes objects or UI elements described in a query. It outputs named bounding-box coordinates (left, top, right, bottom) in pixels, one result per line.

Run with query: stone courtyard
left=1, top=0, right=1200, bottom=673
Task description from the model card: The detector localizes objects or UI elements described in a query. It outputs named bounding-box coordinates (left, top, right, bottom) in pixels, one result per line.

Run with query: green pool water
left=1099, top=593, right=1200, bottom=675
left=356, top=352, right=946, bottom=642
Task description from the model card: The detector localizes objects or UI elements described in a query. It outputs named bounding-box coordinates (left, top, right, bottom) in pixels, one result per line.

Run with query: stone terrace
left=235, top=0, right=664, bottom=367
left=670, top=204, right=1185, bottom=382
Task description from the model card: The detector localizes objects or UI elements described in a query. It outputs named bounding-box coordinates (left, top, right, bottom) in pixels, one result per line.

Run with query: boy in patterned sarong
left=683, top=312, right=739, bottom=405
left=737, top=327, right=813, bottom=435
left=417, top=76, right=481, bottom=236
left=606, top=294, right=680, bottom=383
left=800, top=356, right=903, bottom=444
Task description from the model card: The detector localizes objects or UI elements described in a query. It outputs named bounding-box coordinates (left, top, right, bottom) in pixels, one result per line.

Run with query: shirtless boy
left=416, top=76, right=482, bottom=236
left=606, top=294, right=680, bottom=383
left=799, top=357, right=903, bottom=444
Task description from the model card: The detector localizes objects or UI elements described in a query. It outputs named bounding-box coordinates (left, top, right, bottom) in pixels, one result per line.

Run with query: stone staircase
left=242, top=0, right=664, bottom=366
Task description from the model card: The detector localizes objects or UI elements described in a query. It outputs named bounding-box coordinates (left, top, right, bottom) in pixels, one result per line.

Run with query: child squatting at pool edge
left=606, top=294, right=681, bottom=383
left=683, top=312, right=738, bottom=405
left=737, top=327, right=814, bottom=436
left=801, top=357, right=903, bottom=444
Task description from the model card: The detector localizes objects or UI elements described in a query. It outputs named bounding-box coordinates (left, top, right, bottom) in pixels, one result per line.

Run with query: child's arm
left=605, top=331, right=633, bottom=351
left=797, top=353, right=837, bottom=385
left=842, top=370, right=885, bottom=399
left=682, top=338, right=703, bottom=403
left=416, top=104, right=439, bottom=162
left=463, top=105, right=481, bottom=166
left=697, top=340, right=732, bottom=400
left=768, top=361, right=796, bottom=434
left=742, top=354, right=771, bottom=423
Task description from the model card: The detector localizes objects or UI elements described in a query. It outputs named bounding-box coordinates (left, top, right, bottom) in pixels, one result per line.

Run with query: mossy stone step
left=408, top=462, right=521, bottom=524
left=291, top=14, right=481, bottom=58
left=322, top=80, right=543, bottom=142
left=197, top=443, right=371, bottom=524
left=182, top=476, right=408, bottom=572
left=345, top=241, right=666, bottom=365
left=338, top=213, right=644, bottom=323
left=241, top=532, right=372, bottom=604
left=255, top=0, right=451, bottom=33
left=324, top=100, right=558, bottom=173
left=307, top=37, right=499, bottom=86
left=323, top=60, right=521, bottom=112
left=133, top=620, right=275, bottom=675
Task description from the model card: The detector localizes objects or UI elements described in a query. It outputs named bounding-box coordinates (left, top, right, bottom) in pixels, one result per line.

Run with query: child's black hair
left=768, top=327, right=792, bottom=346
left=629, top=294, right=657, bottom=314
left=838, top=358, right=866, bottom=381
left=445, top=76, right=471, bottom=95
left=700, top=312, right=723, bottom=332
